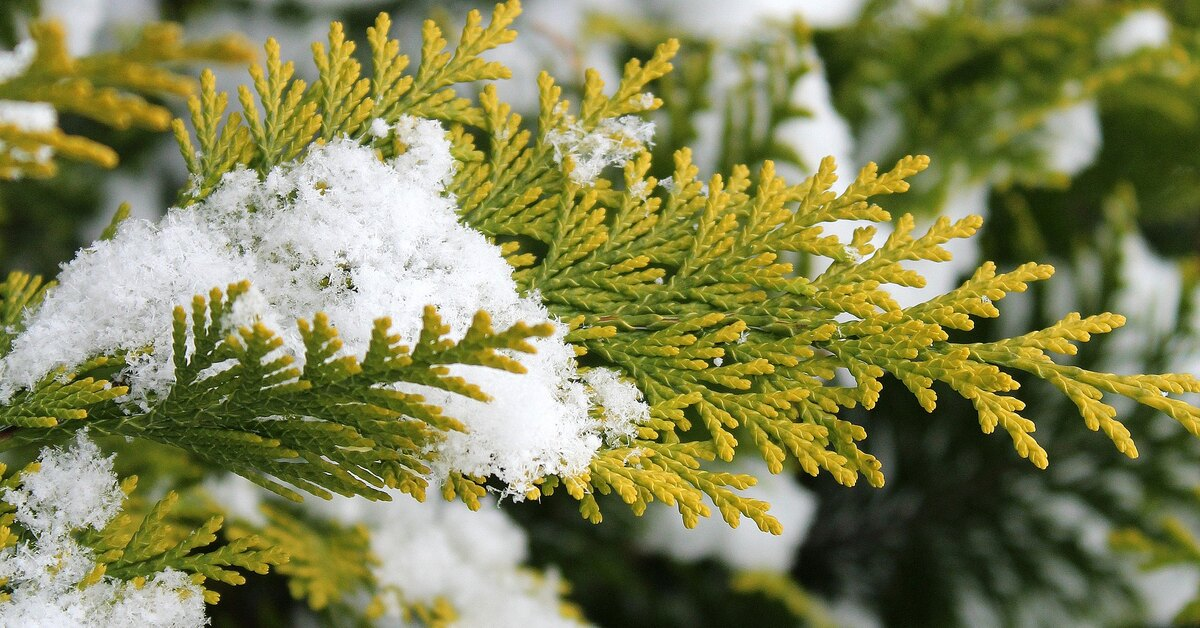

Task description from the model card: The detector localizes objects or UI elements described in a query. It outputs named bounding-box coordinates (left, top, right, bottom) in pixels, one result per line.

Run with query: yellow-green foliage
left=224, top=501, right=375, bottom=613
left=0, top=19, right=252, bottom=179
left=0, top=0, right=1197, bottom=545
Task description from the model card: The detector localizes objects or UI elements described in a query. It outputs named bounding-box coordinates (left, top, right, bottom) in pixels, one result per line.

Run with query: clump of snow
left=1100, top=9, right=1171, bottom=59
left=308, top=492, right=583, bottom=627
left=4, top=431, right=124, bottom=540
left=2, top=116, right=648, bottom=496
left=368, top=117, right=390, bottom=139
left=1033, top=98, right=1101, bottom=177
left=546, top=116, right=655, bottom=185
left=638, top=459, right=818, bottom=572
left=0, top=432, right=207, bottom=627
left=581, top=367, right=649, bottom=443
left=0, top=40, right=36, bottom=84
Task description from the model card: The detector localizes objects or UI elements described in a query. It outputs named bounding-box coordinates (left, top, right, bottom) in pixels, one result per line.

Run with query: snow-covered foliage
left=308, top=493, right=582, bottom=627
left=639, top=459, right=817, bottom=572
left=0, top=116, right=647, bottom=496
left=545, top=116, right=656, bottom=185
left=0, top=432, right=207, bottom=627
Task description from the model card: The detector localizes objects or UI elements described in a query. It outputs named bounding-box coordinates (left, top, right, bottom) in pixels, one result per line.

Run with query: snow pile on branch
left=0, top=432, right=207, bottom=627
left=546, top=116, right=654, bottom=185
left=638, top=459, right=817, bottom=572
left=309, top=492, right=583, bottom=627
left=1100, top=9, right=1171, bottom=59
left=1, top=116, right=648, bottom=495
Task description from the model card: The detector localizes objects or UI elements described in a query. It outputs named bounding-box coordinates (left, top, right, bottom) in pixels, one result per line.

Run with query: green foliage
left=223, top=501, right=375, bottom=614
left=172, top=3, right=520, bottom=203
left=2, top=0, right=1198, bottom=537
left=2, top=2, right=1200, bottom=624
left=0, top=19, right=253, bottom=179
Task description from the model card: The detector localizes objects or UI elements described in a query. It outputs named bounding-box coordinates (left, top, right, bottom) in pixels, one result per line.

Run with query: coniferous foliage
left=0, top=0, right=1198, bottom=625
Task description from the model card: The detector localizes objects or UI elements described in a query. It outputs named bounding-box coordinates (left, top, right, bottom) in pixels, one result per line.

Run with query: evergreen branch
left=0, top=19, right=252, bottom=179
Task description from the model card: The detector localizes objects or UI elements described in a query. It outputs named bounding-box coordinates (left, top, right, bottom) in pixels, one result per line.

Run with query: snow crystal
left=639, top=458, right=817, bottom=572
left=0, top=433, right=207, bottom=627
left=2, top=116, right=648, bottom=495
left=308, top=492, right=583, bottom=627
left=1100, top=9, right=1171, bottom=59
left=0, top=40, right=36, bottom=84
left=1033, top=98, right=1101, bottom=177
left=581, top=367, right=650, bottom=443
left=545, top=116, right=655, bottom=185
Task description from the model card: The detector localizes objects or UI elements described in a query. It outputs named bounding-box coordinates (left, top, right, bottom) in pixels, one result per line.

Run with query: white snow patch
left=0, top=101, right=56, bottom=132
left=0, top=433, right=207, bottom=627
left=0, top=40, right=35, bottom=84
left=40, top=0, right=107, bottom=56
left=658, top=0, right=866, bottom=40
left=581, top=367, right=649, bottom=444
left=1100, top=9, right=1172, bottom=59
left=0, top=101, right=58, bottom=169
left=1033, top=98, right=1101, bottom=177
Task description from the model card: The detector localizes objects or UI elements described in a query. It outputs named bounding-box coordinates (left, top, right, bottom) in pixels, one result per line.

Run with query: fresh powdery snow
left=545, top=115, right=655, bottom=185
left=1, top=116, right=648, bottom=496
left=0, top=432, right=207, bottom=627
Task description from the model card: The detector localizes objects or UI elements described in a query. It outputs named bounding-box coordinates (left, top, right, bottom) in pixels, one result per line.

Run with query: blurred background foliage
left=3, top=0, right=1200, bottom=626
